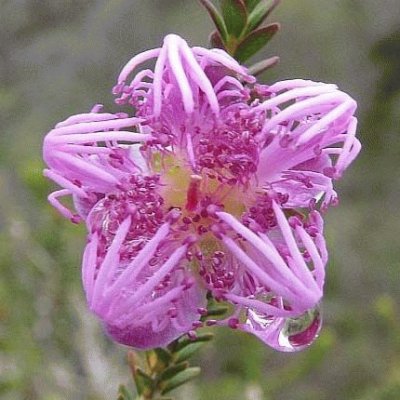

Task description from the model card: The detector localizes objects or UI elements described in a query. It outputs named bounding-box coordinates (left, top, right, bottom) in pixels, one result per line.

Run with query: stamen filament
left=105, top=222, right=171, bottom=298
left=110, top=245, right=187, bottom=318
left=91, top=217, right=132, bottom=309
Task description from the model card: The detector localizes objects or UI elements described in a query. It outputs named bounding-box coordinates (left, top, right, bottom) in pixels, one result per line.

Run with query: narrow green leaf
left=158, top=362, right=189, bottom=382
left=244, top=0, right=261, bottom=12
left=234, top=23, right=280, bottom=62
left=246, top=0, right=280, bottom=34
left=199, top=0, right=229, bottom=41
left=174, top=342, right=204, bottom=363
left=133, top=368, right=154, bottom=397
left=117, top=385, right=133, bottom=400
left=160, top=367, right=201, bottom=395
left=174, top=332, right=214, bottom=352
left=146, top=348, right=172, bottom=373
left=220, top=0, right=248, bottom=38
left=155, top=347, right=173, bottom=363
left=209, top=30, right=226, bottom=49
left=204, top=304, right=229, bottom=317
left=248, top=56, right=280, bottom=76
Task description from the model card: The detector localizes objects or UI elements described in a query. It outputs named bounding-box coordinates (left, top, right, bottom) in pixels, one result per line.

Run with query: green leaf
left=132, top=368, right=154, bottom=398
left=117, top=385, right=133, bottom=400
left=158, top=362, right=189, bottom=382
left=246, top=0, right=279, bottom=34
left=204, top=304, right=229, bottom=317
left=146, top=348, right=172, bottom=373
left=248, top=56, right=279, bottom=75
left=199, top=0, right=229, bottom=42
left=209, top=30, right=226, bottom=49
left=174, top=332, right=214, bottom=352
left=220, top=0, right=248, bottom=38
left=174, top=342, right=204, bottom=363
left=244, top=0, right=261, bottom=12
left=234, top=23, right=280, bottom=62
left=155, top=348, right=173, bottom=364
left=160, top=367, right=201, bottom=395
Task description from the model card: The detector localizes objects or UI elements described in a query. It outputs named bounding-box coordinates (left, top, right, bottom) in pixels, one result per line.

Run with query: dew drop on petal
left=245, top=304, right=322, bottom=352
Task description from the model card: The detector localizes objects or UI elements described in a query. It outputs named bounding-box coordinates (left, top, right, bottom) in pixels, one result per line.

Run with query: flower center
left=159, top=153, right=248, bottom=228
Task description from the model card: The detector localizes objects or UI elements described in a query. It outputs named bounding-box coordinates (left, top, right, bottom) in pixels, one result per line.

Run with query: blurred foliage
left=0, top=1, right=399, bottom=399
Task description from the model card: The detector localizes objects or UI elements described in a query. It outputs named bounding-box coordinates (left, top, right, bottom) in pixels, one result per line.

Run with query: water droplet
left=246, top=304, right=322, bottom=352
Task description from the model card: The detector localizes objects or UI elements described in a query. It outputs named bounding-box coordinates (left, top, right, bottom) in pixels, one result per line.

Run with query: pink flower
left=43, top=34, right=360, bottom=351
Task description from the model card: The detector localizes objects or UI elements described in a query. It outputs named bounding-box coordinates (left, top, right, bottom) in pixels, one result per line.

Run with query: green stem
left=118, top=333, right=213, bottom=400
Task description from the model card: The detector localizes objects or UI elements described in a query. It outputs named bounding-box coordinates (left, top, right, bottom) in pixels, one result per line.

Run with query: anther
left=323, top=166, right=336, bottom=178
left=183, top=234, right=198, bottom=246
left=197, top=307, right=208, bottom=316
left=167, top=308, right=178, bottom=318
left=167, top=208, right=181, bottom=223
left=187, top=330, right=197, bottom=340
left=228, top=318, right=239, bottom=329
left=206, top=204, right=218, bottom=216
left=279, top=134, right=293, bottom=148
left=288, top=216, right=302, bottom=229
left=210, top=224, right=223, bottom=239
left=71, top=214, right=81, bottom=224
left=192, top=214, right=201, bottom=223
left=192, top=321, right=203, bottom=329
left=182, top=216, right=192, bottom=224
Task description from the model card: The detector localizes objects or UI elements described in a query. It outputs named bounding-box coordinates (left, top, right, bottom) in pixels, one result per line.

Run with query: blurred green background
left=1, top=1, right=399, bottom=399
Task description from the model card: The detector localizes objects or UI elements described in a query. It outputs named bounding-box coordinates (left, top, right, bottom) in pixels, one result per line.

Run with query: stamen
left=105, top=222, right=170, bottom=298
left=217, top=211, right=320, bottom=306
left=117, top=48, right=161, bottom=84
left=82, top=233, right=99, bottom=302
left=128, top=286, right=185, bottom=323
left=165, top=35, right=195, bottom=114
left=222, top=236, right=311, bottom=309
left=43, top=169, right=87, bottom=198
left=225, top=293, right=293, bottom=318
left=47, top=189, right=80, bottom=222
left=91, top=217, right=132, bottom=309
left=110, top=245, right=188, bottom=318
